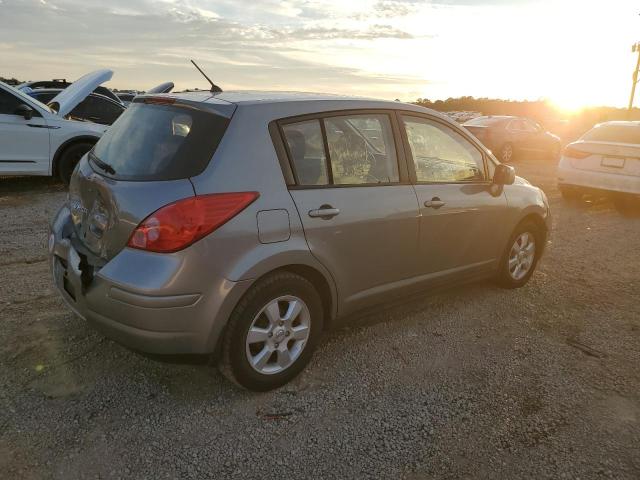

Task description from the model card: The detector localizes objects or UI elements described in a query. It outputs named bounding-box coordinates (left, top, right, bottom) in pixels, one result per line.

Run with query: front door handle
left=424, top=197, right=446, bottom=209
left=308, top=206, right=340, bottom=219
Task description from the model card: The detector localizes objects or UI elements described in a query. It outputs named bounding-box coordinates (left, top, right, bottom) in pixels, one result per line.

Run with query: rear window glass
left=90, top=102, right=229, bottom=181
left=581, top=125, right=640, bottom=145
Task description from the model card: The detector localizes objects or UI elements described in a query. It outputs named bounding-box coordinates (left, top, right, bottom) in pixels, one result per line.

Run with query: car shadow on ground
left=0, top=176, right=66, bottom=195
left=137, top=279, right=498, bottom=371
left=562, top=193, right=640, bottom=218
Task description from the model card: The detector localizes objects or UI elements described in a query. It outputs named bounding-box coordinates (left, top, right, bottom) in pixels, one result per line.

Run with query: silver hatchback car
left=50, top=91, right=550, bottom=391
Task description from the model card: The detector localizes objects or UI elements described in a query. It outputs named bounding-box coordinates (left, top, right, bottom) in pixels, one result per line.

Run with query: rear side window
left=282, top=120, right=329, bottom=186
left=582, top=125, right=640, bottom=144
left=91, top=102, right=229, bottom=181
left=281, top=113, right=399, bottom=186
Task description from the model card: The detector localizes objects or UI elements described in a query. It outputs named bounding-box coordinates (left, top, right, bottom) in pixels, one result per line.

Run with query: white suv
left=0, top=70, right=112, bottom=183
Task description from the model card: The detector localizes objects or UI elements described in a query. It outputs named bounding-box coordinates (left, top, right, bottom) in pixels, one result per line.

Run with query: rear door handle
left=424, top=197, right=445, bottom=209
left=308, top=207, right=340, bottom=219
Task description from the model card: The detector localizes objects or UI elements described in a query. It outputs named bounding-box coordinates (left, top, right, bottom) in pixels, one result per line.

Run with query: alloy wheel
left=508, top=232, right=536, bottom=280
left=245, top=295, right=311, bottom=375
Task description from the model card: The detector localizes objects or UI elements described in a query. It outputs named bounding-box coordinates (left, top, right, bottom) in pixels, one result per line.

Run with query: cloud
left=374, top=0, right=419, bottom=17
left=283, top=24, right=414, bottom=40
left=0, top=0, right=424, bottom=97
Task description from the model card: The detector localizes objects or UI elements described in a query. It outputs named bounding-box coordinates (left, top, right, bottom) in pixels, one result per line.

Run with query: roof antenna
left=190, top=59, right=223, bottom=93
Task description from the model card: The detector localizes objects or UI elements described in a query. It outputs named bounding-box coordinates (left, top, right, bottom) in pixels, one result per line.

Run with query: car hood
left=48, top=69, right=113, bottom=117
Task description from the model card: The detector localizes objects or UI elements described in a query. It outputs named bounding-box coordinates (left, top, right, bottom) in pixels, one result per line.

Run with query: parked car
left=49, top=91, right=551, bottom=391
left=117, top=83, right=173, bottom=107
left=116, top=92, right=137, bottom=107
left=463, top=116, right=561, bottom=163
left=1, top=70, right=114, bottom=183
left=146, top=81, right=174, bottom=94
left=28, top=89, right=124, bottom=125
left=445, top=111, right=482, bottom=124
left=18, top=78, right=123, bottom=105
left=558, top=121, right=640, bottom=209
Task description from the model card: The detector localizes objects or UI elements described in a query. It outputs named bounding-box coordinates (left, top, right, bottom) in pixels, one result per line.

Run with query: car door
left=521, top=119, right=547, bottom=153
left=0, top=86, right=50, bottom=174
left=399, top=113, right=509, bottom=278
left=280, top=111, right=421, bottom=314
left=505, top=119, right=530, bottom=152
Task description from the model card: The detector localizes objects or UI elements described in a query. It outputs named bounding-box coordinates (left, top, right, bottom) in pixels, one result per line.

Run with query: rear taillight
left=563, top=146, right=590, bottom=159
left=128, top=192, right=259, bottom=253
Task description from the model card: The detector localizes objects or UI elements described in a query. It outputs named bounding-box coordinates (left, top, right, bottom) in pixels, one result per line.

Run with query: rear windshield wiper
left=89, top=151, right=116, bottom=175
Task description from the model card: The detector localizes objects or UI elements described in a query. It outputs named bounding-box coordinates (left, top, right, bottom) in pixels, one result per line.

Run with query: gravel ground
left=1, top=158, right=639, bottom=479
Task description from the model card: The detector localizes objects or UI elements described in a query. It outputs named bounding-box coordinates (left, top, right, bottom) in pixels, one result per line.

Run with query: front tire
left=57, top=142, right=93, bottom=185
left=220, top=272, right=324, bottom=391
left=496, top=221, right=542, bottom=289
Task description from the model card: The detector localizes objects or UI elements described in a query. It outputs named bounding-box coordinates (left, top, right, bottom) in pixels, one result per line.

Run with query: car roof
left=137, top=90, right=441, bottom=120
left=149, top=90, right=397, bottom=105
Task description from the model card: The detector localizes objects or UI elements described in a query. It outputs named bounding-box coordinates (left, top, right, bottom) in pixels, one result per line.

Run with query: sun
left=548, top=96, right=588, bottom=116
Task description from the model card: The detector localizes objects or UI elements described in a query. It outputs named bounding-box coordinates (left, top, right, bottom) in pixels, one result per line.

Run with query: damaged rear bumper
left=49, top=206, right=251, bottom=355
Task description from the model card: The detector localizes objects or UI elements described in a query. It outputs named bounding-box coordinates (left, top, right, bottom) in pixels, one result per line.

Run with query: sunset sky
left=1, top=0, right=639, bottom=110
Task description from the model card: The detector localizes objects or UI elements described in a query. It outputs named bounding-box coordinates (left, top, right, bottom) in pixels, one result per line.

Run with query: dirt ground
left=0, top=157, right=639, bottom=479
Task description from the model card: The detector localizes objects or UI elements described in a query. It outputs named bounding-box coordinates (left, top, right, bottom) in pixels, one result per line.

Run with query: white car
left=0, top=70, right=113, bottom=183
left=558, top=121, right=640, bottom=208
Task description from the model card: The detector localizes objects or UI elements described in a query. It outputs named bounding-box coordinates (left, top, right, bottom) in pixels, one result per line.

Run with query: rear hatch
left=68, top=95, right=236, bottom=262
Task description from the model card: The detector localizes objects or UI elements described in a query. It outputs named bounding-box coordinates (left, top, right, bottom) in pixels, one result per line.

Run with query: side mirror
left=14, top=104, right=34, bottom=120
left=493, top=163, right=515, bottom=185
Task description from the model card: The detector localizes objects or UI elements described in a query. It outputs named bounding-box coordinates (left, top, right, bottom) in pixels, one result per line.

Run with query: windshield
left=581, top=124, right=640, bottom=145
left=91, top=102, right=229, bottom=181
left=1, top=82, right=54, bottom=114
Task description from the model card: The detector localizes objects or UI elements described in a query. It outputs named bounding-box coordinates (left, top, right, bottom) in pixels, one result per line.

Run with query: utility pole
left=629, top=42, right=640, bottom=114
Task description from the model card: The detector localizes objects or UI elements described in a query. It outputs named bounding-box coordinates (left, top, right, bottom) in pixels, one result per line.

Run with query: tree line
left=414, top=97, right=640, bottom=140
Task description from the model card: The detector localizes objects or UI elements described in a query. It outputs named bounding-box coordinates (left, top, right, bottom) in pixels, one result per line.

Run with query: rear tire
left=220, top=272, right=323, bottom=391
left=496, top=220, right=543, bottom=289
left=57, top=142, right=93, bottom=185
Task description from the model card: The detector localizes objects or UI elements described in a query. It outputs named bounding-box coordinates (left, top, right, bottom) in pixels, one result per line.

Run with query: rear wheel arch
left=273, top=264, right=336, bottom=329
left=238, top=264, right=336, bottom=329
left=211, top=262, right=337, bottom=358
left=52, top=135, right=99, bottom=177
